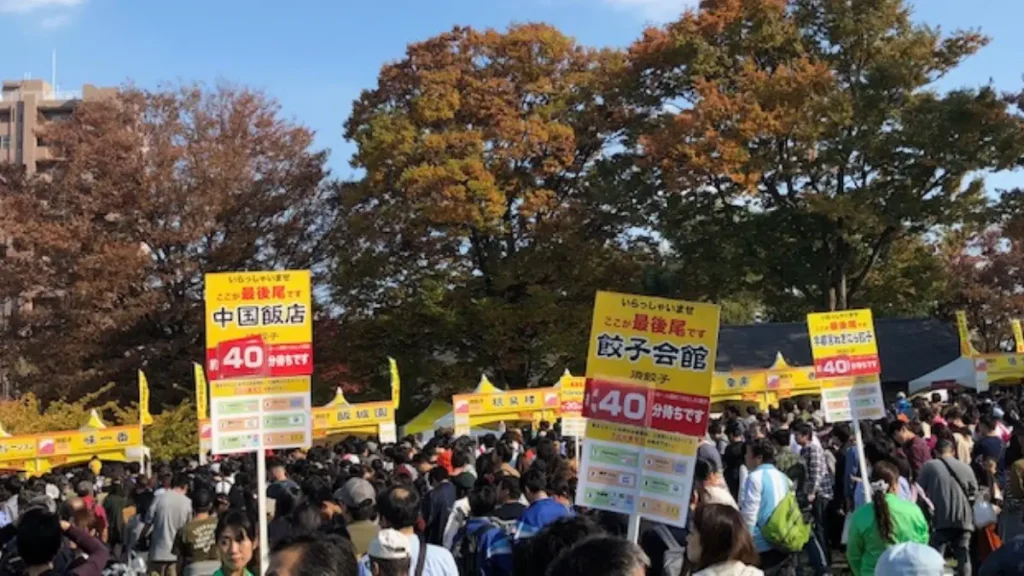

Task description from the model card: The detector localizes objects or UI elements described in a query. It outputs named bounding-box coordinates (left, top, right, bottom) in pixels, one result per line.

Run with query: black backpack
left=454, top=522, right=495, bottom=576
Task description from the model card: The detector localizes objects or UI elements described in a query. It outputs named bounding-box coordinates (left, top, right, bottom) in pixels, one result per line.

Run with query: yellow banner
left=711, top=371, right=766, bottom=396
left=0, top=436, right=38, bottom=461
left=138, top=371, right=153, bottom=426
left=34, top=426, right=142, bottom=459
left=453, top=387, right=560, bottom=417
left=313, top=402, right=394, bottom=430
left=1013, top=320, right=1024, bottom=354
left=586, top=292, right=720, bottom=396
left=956, top=311, right=973, bottom=356
left=389, top=357, right=401, bottom=409
left=194, top=363, right=208, bottom=420
left=983, top=354, right=1024, bottom=383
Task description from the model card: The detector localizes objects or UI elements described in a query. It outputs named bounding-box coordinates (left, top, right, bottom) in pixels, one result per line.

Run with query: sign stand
left=257, top=453, right=270, bottom=575
left=852, top=415, right=872, bottom=504
left=626, top=513, right=641, bottom=543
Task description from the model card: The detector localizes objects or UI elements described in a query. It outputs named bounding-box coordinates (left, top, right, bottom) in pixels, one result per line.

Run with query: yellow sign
left=35, top=426, right=142, bottom=458
left=807, top=309, right=880, bottom=377
left=313, top=401, right=394, bottom=430
left=204, top=270, right=312, bottom=380
left=559, top=374, right=586, bottom=415
left=453, top=388, right=560, bottom=417
left=138, top=371, right=153, bottom=426
left=711, top=371, right=766, bottom=396
left=586, top=292, right=720, bottom=396
left=194, top=363, right=208, bottom=420
left=0, top=437, right=37, bottom=461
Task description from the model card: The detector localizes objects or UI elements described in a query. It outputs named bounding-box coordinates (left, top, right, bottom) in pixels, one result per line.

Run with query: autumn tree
left=628, top=0, right=1024, bottom=318
left=333, top=24, right=647, bottom=396
left=0, top=84, right=336, bottom=405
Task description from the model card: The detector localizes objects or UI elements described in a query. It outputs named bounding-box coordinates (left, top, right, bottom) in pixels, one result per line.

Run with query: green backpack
left=761, top=491, right=811, bottom=553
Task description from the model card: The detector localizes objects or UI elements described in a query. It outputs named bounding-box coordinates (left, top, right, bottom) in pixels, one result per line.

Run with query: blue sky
left=3, top=0, right=1024, bottom=188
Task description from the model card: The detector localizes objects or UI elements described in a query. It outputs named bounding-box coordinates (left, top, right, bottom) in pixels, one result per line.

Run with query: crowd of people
left=0, top=390, right=1020, bottom=576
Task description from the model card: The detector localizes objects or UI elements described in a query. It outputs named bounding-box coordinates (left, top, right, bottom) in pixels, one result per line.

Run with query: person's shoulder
left=426, top=542, right=457, bottom=562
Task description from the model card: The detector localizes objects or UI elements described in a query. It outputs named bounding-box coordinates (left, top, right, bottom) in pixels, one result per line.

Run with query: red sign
left=813, top=354, right=880, bottom=378
left=207, top=336, right=313, bottom=380
left=650, top=390, right=709, bottom=436
left=583, top=379, right=710, bottom=436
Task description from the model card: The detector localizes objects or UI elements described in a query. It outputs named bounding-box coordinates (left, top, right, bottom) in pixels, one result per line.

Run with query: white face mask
left=511, top=441, right=521, bottom=453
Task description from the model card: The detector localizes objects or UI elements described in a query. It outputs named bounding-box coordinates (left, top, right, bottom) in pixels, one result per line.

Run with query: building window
left=0, top=135, right=8, bottom=150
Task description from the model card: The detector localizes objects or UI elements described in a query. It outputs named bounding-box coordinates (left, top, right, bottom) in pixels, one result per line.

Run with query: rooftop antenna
left=51, top=49, right=57, bottom=91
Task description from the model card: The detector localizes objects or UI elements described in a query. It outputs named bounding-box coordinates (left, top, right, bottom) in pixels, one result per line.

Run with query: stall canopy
left=909, top=356, right=987, bottom=395
left=401, top=399, right=452, bottom=437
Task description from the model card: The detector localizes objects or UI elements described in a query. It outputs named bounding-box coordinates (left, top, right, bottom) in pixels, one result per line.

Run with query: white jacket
left=693, top=561, right=764, bottom=576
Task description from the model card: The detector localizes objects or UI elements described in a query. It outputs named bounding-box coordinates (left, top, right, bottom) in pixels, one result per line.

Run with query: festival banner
left=956, top=311, right=976, bottom=357
left=138, top=370, right=153, bottom=426
left=390, top=357, right=401, bottom=409
left=577, top=291, right=720, bottom=528
left=452, top=388, right=560, bottom=418
left=807, top=309, right=880, bottom=378
left=34, top=426, right=142, bottom=458
left=195, top=363, right=209, bottom=420
left=312, top=401, right=394, bottom=431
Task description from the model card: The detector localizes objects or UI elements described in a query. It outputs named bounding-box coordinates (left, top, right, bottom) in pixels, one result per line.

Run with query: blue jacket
left=515, top=498, right=571, bottom=540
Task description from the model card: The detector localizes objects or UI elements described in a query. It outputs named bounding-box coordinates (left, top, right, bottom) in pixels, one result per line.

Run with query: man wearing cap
left=337, top=478, right=380, bottom=556
left=367, top=529, right=412, bottom=576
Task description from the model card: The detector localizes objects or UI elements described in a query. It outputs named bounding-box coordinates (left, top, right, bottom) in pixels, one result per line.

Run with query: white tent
left=908, top=356, right=988, bottom=395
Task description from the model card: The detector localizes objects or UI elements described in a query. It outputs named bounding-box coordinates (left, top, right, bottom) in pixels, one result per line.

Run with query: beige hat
left=369, top=529, right=411, bottom=560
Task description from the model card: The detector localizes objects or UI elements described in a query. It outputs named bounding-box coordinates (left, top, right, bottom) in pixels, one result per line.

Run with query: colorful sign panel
left=577, top=292, right=720, bottom=528
left=209, top=376, right=312, bottom=454
left=821, top=376, right=885, bottom=423
left=204, top=271, right=313, bottom=381
left=807, top=309, right=880, bottom=378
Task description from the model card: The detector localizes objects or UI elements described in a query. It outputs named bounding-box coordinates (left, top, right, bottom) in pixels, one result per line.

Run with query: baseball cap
left=369, top=529, right=411, bottom=560
left=334, top=477, right=376, bottom=508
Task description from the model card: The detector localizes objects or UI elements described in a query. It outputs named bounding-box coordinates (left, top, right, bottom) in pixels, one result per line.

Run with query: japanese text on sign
left=807, top=309, right=880, bottom=378
left=205, top=270, right=313, bottom=381
left=587, top=292, right=720, bottom=397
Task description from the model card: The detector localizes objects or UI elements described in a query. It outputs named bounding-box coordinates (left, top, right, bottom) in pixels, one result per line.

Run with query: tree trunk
left=838, top=269, right=848, bottom=310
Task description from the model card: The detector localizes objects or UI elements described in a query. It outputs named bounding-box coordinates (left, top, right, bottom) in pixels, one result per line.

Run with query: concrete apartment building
left=0, top=78, right=115, bottom=175
left=1, top=79, right=115, bottom=353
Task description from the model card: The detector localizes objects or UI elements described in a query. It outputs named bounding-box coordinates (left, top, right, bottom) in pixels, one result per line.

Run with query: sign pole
left=257, top=451, right=270, bottom=575
left=626, top=513, right=641, bottom=543
left=852, top=415, right=872, bottom=504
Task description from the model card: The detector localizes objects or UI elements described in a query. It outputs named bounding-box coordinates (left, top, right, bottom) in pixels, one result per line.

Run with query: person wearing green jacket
left=846, top=461, right=930, bottom=576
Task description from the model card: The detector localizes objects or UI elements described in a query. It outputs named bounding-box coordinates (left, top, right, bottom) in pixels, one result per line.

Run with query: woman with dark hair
left=685, top=503, right=761, bottom=575
left=846, top=461, right=929, bottom=576
left=214, top=509, right=258, bottom=576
